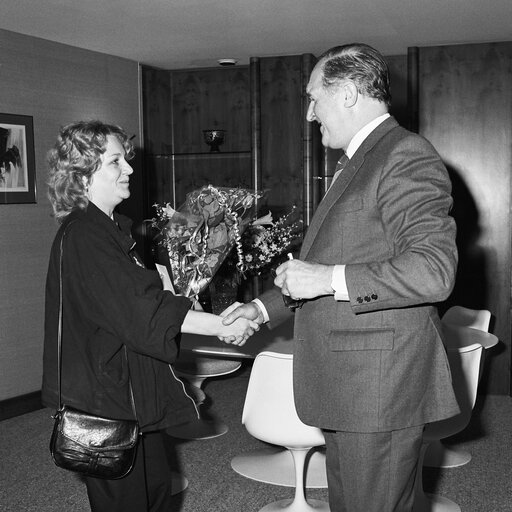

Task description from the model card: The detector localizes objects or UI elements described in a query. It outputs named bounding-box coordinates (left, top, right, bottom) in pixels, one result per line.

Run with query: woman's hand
left=219, top=317, right=260, bottom=346
left=181, top=307, right=259, bottom=345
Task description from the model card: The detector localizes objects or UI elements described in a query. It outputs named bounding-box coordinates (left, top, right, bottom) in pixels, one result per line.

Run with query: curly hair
left=318, top=43, right=391, bottom=106
left=47, top=120, right=134, bottom=222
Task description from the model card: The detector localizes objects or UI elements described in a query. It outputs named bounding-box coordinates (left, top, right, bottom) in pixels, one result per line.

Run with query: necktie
left=325, top=154, right=349, bottom=193
left=332, top=154, right=349, bottom=183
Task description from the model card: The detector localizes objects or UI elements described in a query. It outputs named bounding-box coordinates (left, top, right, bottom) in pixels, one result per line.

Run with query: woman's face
left=87, top=135, right=133, bottom=216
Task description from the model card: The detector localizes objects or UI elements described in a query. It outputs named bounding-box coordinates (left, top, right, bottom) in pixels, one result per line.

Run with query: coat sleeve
left=63, top=221, right=192, bottom=363
left=345, top=135, right=458, bottom=313
left=259, top=286, right=295, bottom=328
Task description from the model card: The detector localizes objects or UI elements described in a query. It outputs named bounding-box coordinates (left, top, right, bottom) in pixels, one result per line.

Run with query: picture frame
left=0, top=113, right=36, bottom=204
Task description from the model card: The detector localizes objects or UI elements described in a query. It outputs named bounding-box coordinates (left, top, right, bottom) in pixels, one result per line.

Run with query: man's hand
left=274, top=259, right=334, bottom=299
left=218, top=302, right=264, bottom=343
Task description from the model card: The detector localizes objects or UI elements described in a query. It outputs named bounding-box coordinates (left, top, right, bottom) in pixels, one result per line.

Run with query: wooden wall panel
left=171, top=67, right=251, bottom=154
left=0, top=29, right=140, bottom=401
left=418, top=42, right=512, bottom=394
left=259, top=55, right=304, bottom=219
left=145, top=156, right=174, bottom=209
left=173, top=154, right=252, bottom=206
left=302, top=53, right=322, bottom=226
left=141, top=66, right=173, bottom=157
left=142, top=65, right=253, bottom=214
left=386, top=54, right=409, bottom=128
left=141, top=66, right=174, bottom=238
left=169, top=67, right=252, bottom=207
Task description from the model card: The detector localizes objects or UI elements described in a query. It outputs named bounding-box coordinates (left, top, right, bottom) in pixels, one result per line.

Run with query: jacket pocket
left=328, top=328, right=394, bottom=351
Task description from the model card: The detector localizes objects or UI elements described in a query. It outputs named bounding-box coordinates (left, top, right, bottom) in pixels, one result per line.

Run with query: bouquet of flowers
left=226, top=205, right=303, bottom=281
left=150, top=185, right=263, bottom=297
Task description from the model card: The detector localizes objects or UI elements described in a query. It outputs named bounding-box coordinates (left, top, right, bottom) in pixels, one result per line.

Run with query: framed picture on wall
left=0, top=113, right=36, bottom=204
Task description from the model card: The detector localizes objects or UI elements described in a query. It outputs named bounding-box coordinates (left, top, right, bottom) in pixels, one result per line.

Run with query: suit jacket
left=261, top=117, right=460, bottom=433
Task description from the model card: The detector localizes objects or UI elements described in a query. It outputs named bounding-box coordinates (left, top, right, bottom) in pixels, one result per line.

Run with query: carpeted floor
left=1, top=360, right=511, bottom=511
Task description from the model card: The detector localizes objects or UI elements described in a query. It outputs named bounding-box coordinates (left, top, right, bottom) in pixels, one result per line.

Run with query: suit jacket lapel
left=300, top=117, right=399, bottom=259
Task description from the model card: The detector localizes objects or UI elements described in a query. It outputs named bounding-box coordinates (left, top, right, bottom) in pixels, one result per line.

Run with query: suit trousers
left=85, top=431, right=175, bottom=512
left=323, top=425, right=424, bottom=512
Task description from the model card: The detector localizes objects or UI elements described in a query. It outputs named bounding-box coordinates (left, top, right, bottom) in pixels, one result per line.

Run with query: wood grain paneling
left=250, top=57, right=262, bottom=213
left=142, top=66, right=252, bottom=209
left=141, top=66, right=175, bottom=214
left=301, top=53, right=321, bottom=227
left=141, top=66, right=173, bottom=156
left=173, top=153, right=252, bottom=206
left=386, top=54, right=409, bottom=128
left=171, top=67, right=251, bottom=154
left=418, top=42, right=512, bottom=394
left=259, top=55, right=304, bottom=219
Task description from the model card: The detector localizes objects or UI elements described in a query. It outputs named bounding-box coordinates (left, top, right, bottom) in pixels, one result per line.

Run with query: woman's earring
left=82, top=176, right=90, bottom=196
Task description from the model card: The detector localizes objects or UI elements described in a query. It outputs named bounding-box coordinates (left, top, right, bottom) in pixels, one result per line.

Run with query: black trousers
left=85, top=431, right=175, bottom=512
left=323, top=425, right=424, bottom=512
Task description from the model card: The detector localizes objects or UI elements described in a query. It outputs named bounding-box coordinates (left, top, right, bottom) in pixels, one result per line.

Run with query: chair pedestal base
left=260, top=498, right=330, bottom=512
left=423, top=440, right=471, bottom=468
left=256, top=448, right=330, bottom=512
left=231, top=446, right=327, bottom=488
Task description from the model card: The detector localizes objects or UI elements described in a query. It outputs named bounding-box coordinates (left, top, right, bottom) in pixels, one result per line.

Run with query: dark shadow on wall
left=439, top=165, right=502, bottom=398
left=439, top=165, right=489, bottom=317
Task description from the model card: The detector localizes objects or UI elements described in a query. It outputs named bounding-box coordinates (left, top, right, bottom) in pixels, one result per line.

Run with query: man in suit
left=222, top=43, right=459, bottom=511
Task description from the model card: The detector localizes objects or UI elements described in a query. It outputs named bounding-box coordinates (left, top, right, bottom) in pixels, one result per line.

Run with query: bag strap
left=57, top=223, right=137, bottom=420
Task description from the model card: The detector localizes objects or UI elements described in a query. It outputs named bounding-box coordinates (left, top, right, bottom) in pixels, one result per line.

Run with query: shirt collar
left=345, top=113, right=390, bottom=159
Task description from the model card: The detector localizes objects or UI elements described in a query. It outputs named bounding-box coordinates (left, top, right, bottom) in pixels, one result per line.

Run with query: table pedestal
left=231, top=445, right=327, bottom=488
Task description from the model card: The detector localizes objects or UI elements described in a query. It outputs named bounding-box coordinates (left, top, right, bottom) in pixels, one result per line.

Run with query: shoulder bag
left=49, top=225, right=140, bottom=479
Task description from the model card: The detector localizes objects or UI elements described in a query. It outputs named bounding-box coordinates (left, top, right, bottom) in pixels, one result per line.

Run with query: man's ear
left=343, top=81, right=358, bottom=108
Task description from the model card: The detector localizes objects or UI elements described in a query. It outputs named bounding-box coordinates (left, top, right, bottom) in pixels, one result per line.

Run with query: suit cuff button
left=356, top=296, right=363, bottom=303
left=371, top=294, right=378, bottom=300
left=364, top=295, right=371, bottom=302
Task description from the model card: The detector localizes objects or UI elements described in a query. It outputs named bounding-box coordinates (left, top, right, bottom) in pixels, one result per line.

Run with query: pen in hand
left=282, top=253, right=303, bottom=310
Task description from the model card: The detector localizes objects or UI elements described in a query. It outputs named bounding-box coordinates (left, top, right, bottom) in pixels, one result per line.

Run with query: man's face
left=306, top=65, right=348, bottom=150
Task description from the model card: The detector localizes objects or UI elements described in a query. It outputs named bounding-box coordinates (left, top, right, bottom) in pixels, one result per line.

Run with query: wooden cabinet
left=141, top=55, right=319, bottom=294
left=142, top=56, right=319, bottom=218
left=142, top=65, right=252, bottom=208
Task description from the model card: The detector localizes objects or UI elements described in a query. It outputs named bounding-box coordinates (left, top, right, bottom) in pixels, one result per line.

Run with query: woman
left=41, top=120, right=258, bottom=511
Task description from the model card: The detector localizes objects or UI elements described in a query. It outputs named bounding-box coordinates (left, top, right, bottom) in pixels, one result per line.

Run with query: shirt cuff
left=331, top=265, right=350, bottom=301
left=252, top=298, right=269, bottom=323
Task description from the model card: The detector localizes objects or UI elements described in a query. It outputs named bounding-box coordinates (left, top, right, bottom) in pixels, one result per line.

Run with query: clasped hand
left=218, top=301, right=264, bottom=345
left=273, top=259, right=334, bottom=299
left=218, top=302, right=261, bottom=346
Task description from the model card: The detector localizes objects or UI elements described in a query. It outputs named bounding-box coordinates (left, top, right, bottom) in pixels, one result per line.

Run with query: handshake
left=217, top=301, right=265, bottom=346
left=217, top=258, right=335, bottom=345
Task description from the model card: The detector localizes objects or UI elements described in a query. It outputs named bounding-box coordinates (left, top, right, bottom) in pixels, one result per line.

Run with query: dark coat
left=42, top=202, right=198, bottom=431
left=262, top=117, right=460, bottom=433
